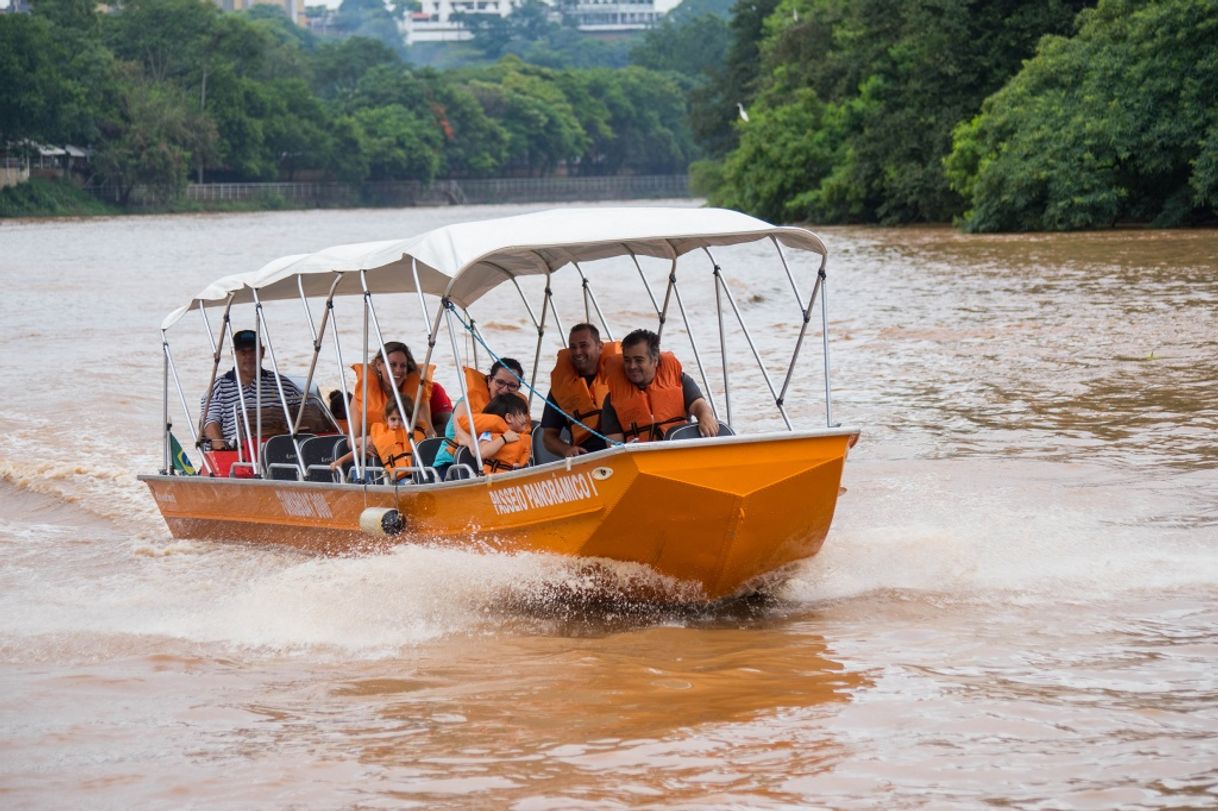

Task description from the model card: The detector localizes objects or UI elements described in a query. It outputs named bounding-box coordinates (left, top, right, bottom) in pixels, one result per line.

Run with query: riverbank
left=0, top=175, right=692, bottom=218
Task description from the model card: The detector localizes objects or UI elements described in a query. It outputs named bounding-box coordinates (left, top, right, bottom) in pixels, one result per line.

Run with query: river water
left=1, top=204, right=1215, bottom=808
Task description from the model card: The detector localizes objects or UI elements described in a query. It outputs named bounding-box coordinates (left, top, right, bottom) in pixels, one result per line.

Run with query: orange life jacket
left=350, top=361, right=434, bottom=431
left=455, top=412, right=532, bottom=474
left=369, top=421, right=428, bottom=478
left=549, top=341, right=620, bottom=446
left=461, top=366, right=492, bottom=413
left=604, top=351, right=687, bottom=443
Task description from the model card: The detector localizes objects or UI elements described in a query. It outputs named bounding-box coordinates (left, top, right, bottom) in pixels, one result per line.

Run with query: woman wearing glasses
left=433, top=358, right=526, bottom=480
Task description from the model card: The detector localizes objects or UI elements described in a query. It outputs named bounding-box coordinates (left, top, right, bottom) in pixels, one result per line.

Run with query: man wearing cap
left=200, top=329, right=304, bottom=450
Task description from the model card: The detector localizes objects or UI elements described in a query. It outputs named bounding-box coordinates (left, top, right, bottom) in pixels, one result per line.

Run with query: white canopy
left=162, top=207, right=827, bottom=330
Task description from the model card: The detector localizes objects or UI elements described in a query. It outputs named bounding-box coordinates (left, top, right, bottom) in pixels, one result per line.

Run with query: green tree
left=708, top=0, right=1089, bottom=223
left=947, top=0, right=1218, bottom=231
left=335, top=0, right=405, bottom=53
left=630, top=13, right=731, bottom=81
left=465, top=60, right=587, bottom=175
left=312, top=36, right=402, bottom=100
left=344, top=104, right=442, bottom=181
left=688, top=0, right=779, bottom=160
left=92, top=69, right=217, bottom=204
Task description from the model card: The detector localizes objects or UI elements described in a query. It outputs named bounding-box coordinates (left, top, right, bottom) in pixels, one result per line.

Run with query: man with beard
left=540, top=323, right=619, bottom=457
left=599, top=328, right=718, bottom=444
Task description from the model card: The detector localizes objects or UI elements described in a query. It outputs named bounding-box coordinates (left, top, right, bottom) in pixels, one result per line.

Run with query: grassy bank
left=0, top=178, right=117, bottom=217
left=0, top=179, right=313, bottom=218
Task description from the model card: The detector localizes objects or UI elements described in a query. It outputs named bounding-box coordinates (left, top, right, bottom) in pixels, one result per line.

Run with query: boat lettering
left=154, top=490, right=178, bottom=505
left=276, top=490, right=334, bottom=519
left=489, top=472, right=595, bottom=516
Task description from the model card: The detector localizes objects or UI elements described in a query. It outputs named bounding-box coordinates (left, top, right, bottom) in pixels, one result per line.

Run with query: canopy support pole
left=162, top=338, right=170, bottom=475
left=714, top=265, right=794, bottom=431
left=626, top=247, right=661, bottom=319
left=668, top=274, right=718, bottom=421
left=819, top=256, right=835, bottom=427
left=196, top=296, right=234, bottom=442
left=445, top=302, right=484, bottom=473
left=252, top=290, right=307, bottom=479
left=164, top=334, right=214, bottom=475
left=773, top=240, right=824, bottom=426
left=704, top=249, right=732, bottom=429
left=361, top=270, right=421, bottom=472
left=326, top=278, right=362, bottom=480
left=291, top=274, right=331, bottom=436
left=573, top=261, right=613, bottom=340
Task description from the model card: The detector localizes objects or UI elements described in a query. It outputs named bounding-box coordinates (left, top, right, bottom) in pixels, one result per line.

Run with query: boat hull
left=140, top=431, right=856, bottom=600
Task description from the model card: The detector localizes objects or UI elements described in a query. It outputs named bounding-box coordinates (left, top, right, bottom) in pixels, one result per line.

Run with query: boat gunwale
left=138, top=427, right=860, bottom=492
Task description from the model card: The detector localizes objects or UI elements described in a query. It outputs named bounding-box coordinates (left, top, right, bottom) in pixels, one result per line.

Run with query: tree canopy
left=1, top=0, right=697, bottom=203
left=945, top=0, right=1218, bottom=231
left=700, top=0, right=1216, bottom=229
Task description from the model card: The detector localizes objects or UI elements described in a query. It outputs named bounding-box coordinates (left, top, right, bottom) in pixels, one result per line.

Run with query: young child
left=454, top=392, right=532, bottom=474
left=331, top=398, right=425, bottom=481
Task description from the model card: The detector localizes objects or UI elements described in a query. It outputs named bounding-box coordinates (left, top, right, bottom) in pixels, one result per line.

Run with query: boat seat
left=409, top=436, right=445, bottom=484
left=531, top=425, right=570, bottom=465
left=413, top=436, right=444, bottom=468
left=446, top=447, right=480, bottom=480
left=300, top=435, right=344, bottom=482
left=262, top=434, right=313, bottom=480
left=332, top=436, right=385, bottom=484
left=663, top=421, right=735, bottom=442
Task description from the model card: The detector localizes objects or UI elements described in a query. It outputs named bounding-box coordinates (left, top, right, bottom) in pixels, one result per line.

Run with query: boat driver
left=599, top=328, right=719, bottom=443
left=540, top=323, right=619, bottom=458
left=200, top=329, right=303, bottom=451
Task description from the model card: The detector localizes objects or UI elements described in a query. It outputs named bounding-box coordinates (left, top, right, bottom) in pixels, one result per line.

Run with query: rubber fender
left=359, top=506, right=404, bottom=537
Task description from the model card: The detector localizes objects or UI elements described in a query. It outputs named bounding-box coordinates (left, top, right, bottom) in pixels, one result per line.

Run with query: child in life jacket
left=330, top=398, right=425, bottom=481
left=455, top=392, right=532, bottom=474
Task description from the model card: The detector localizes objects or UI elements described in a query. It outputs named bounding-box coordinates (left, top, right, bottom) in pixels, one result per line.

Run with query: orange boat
left=140, top=207, right=858, bottom=601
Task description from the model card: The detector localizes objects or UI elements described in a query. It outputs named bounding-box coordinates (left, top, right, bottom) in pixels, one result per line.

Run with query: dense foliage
left=701, top=0, right=1216, bottom=229
left=945, top=0, right=1218, bottom=231
left=703, top=0, right=1090, bottom=224
left=0, top=0, right=695, bottom=204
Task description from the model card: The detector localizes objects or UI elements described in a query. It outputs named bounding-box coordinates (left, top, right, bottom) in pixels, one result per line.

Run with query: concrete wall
left=0, top=166, right=30, bottom=190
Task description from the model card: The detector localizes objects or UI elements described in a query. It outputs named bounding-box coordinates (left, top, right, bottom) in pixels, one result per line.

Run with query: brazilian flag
left=170, top=433, right=196, bottom=475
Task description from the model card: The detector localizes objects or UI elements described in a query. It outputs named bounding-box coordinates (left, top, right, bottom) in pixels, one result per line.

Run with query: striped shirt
left=202, top=368, right=303, bottom=441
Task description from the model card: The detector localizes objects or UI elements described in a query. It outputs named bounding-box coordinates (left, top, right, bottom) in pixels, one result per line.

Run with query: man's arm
left=201, top=380, right=228, bottom=449
left=688, top=397, right=719, bottom=437
left=600, top=395, right=625, bottom=444
left=540, top=392, right=584, bottom=457
left=680, top=373, right=719, bottom=437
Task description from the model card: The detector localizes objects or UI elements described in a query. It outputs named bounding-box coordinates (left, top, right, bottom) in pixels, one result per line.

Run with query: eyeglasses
left=491, top=377, right=520, bottom=391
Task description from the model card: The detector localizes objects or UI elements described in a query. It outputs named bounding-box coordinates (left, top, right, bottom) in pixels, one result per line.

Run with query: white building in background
left=402, top=0, right=660, bottom=43
left=403, top=0, right=514, bottom=44
left=557, top=0, right=660, bottom=33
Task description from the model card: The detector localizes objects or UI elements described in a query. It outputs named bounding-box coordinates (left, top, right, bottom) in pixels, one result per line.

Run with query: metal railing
left=84, top=175, right=692, bottom=208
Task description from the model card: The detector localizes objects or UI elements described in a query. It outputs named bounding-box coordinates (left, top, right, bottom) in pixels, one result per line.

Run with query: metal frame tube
left=715, top=270, right=794, bottom=430
left=706, top=251, right=732, bottom=428
left=251, top=290, right=306, bottom=478
left=573, top=260, right=614, bottom=341
left=361, top=270, right=421, bottom=468
left=819, top=258, right=835, bottom=427
left=669, top=281, right=717, bottom=419
left=162, top=338, right=170, bottom=475
left=627, top=248, right=662, bottom=317
left=196, top=296, right=234, bottom=439
left=445, top=304, right=484, bottom=472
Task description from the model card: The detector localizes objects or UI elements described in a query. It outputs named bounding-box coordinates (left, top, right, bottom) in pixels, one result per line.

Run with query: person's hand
left=503, top=430, right=520, bottom=443
left=329, top=460, right=340, bottom=470
left=698, top=413, right=719, bottom=437
left=562, top=445, right=587, bottom=457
